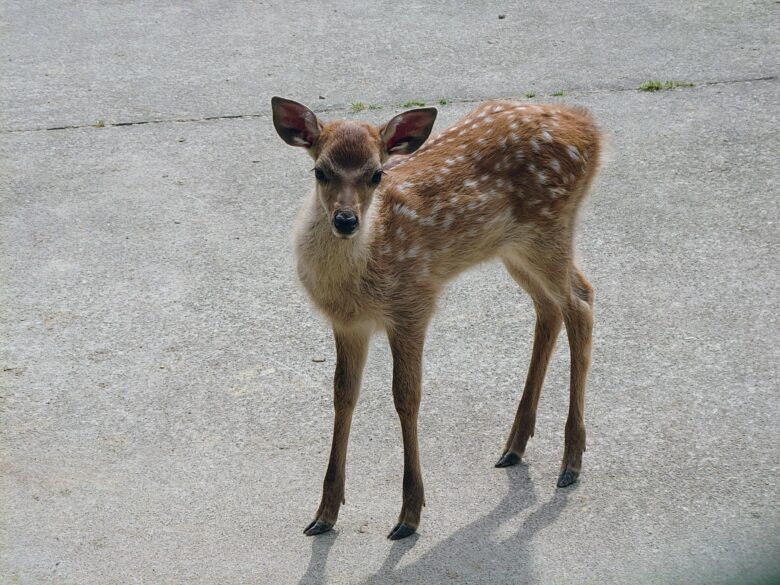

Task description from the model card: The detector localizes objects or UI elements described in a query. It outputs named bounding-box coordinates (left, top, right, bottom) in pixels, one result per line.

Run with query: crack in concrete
left=3, top=75, right=776, bottom=135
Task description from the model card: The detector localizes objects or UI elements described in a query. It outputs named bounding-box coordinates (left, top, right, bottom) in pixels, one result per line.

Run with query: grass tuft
left=438, top=98, right=449, bottom=105
left=401, top=100, right=426, bottom=108
left=367, top=104, right=383, bottom=110
left=524, top=92, right=536, bottom=98
left=94, top=119, right=105, bottom=128
left=639, top=80, right=695, bottom=92
left=350, top=102, right=366, bottom=113
left=552, top=90, right=565, bottom=97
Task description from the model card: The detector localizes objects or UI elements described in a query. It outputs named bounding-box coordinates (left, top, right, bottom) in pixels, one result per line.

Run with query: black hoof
left=495, top=451, right=521, bottom=468
left=303, top=519, right=333, bottom=536
left=387, top=522, right=416, bottom=540
left=557, top=468, right=579, bottom=488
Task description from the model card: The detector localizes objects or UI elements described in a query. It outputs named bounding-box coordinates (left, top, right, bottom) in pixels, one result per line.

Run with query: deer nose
left=333, top=210, right=358, bottom=235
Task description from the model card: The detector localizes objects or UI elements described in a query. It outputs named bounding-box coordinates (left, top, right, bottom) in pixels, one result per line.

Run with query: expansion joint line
left=2, top=75, right=776, bottom=135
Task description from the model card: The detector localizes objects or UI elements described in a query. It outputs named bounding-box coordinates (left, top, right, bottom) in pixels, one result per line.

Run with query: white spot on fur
left=464, top=179, right=478, bottom=188
left=394, top=203, right=419, bottom=220
left=549, top=159, right=561, bottom=173
left=540, top=129, right=553, bottom=142
left=536, top=171, right=548, bottom=184
left=441, top=212, right=455, bottom=228
left=530, top=139, right=540, bottom=153
left=567, top=145, right=580, bottom=160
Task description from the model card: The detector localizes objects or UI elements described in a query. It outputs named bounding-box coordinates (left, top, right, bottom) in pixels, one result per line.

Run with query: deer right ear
left=271, top=97, right=322, bottom=148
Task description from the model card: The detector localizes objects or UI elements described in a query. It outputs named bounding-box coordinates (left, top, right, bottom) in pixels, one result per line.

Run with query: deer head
left=271, top=97, right=437, bottom=238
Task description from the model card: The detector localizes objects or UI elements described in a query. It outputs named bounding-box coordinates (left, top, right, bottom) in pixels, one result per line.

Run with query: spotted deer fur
left=271, top=96, right=602, bottom=540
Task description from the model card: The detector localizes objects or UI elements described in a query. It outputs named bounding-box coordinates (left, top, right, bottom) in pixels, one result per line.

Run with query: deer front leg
left=303, top=325, right=369, bottom=536
left=387, top=326, right=426, bottom=540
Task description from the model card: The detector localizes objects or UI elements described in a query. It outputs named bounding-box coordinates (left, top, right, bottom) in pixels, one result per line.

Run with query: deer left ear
left=380, top=108, right=438, bottom=155
left=271, top=96, right=322, bottom=148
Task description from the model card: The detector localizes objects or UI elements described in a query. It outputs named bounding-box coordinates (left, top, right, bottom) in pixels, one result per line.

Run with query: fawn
left=271, top=95, right=601, bottom=540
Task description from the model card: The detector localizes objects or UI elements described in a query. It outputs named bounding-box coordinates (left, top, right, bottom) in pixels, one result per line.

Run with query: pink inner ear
left=387, top=112, right=428, bottom=150
left=282, top=106, right=314, bottom=144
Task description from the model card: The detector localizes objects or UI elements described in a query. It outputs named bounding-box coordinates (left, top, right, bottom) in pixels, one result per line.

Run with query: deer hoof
left=387, top=522, right=416, bottom=540
left=495, top=451, right=521, bottom=468
left=303, top=519, right=333, bottom=536
left=556, top=468, right=579, bottom=488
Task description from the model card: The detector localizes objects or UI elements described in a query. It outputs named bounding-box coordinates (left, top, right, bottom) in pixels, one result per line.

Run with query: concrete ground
left=2, top=1, right=779, bottom=583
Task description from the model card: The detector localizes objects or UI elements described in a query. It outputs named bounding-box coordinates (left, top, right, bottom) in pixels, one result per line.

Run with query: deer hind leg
left=496, top=259, right=563, bottom=468
left=557, top=264, right=594, bottom=487
left=499, top=246, right=594, bottom=487
left=571, top=264, right=595, bottom=308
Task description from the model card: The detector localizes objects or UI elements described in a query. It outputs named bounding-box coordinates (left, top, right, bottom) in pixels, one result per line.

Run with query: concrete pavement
left=2, top=1, right=779, bottom=583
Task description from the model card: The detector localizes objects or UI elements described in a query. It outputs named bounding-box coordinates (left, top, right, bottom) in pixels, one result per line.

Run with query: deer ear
left=271, top=97, right=322, bottom=148
left=380, top=108, right=437, bottom=155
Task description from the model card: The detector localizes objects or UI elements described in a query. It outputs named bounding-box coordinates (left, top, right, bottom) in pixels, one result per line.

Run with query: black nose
left=333, top=211, right=358, bottom=235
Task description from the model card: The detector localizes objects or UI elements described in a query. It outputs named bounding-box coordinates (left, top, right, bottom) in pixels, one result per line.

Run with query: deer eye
left=370, top=170, right=383, bottom=185
left=314, top=168, right=328, bottom=182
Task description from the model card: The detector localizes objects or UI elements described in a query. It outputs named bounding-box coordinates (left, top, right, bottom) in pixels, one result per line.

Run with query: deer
left=271, top=95, right=601, bottom=540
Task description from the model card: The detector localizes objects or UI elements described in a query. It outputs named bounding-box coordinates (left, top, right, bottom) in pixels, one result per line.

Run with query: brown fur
left=277, top=98, right=602, bottom=538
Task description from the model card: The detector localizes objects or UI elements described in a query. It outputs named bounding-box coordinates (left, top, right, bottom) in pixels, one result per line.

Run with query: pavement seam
left=2, top=74, right=777, bottom=135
